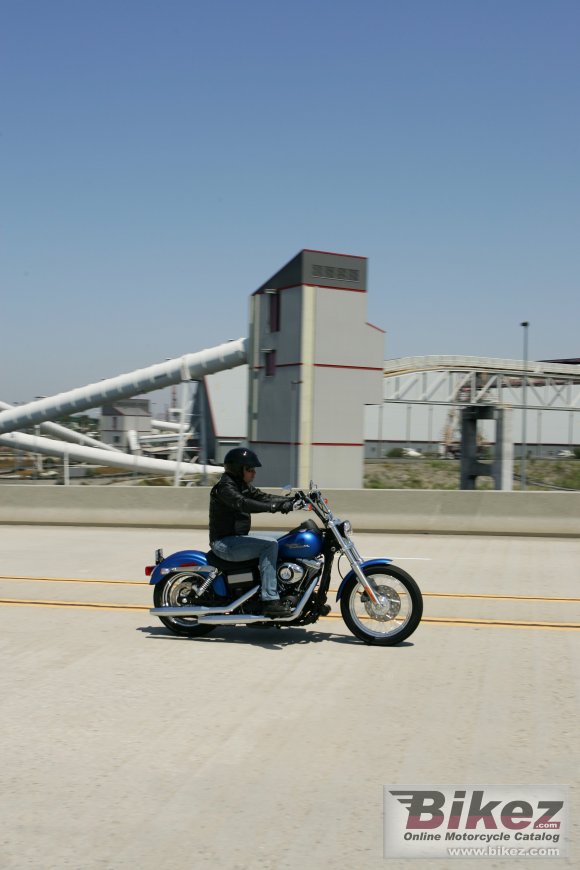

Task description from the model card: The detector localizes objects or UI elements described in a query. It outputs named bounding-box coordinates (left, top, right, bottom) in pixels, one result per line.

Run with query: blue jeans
left=211, top=533, right=280, bottom=601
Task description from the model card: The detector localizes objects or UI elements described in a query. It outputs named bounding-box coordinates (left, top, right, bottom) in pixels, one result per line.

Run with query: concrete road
left=0, top=525, right=578, bottom=870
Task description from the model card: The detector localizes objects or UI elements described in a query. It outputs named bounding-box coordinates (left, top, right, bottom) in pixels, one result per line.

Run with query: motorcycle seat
left=205, top=551, right=259, bottom=573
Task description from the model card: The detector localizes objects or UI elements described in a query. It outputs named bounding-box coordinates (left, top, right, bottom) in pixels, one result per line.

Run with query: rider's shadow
left=137, top=624, right=362, bottom=649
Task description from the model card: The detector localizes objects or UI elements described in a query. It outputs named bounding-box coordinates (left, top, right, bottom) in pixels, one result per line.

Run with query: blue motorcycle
left=146, top=485, right=423, bottom=646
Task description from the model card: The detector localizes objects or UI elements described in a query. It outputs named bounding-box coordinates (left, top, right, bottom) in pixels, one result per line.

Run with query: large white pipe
left=0, top=431, right=222, bottom=477
left=0, top=399, right=120, bottom=452
left=138, top=433, right=183, bottom=444
left=0, top=337, right=248, bottom=436
left=151, top=420, right=184, bottom=433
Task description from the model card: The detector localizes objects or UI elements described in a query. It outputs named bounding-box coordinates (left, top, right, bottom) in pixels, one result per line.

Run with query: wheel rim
left=348, top=575, right=413, bottom=639
left=161, top=573, right=202, bottom=627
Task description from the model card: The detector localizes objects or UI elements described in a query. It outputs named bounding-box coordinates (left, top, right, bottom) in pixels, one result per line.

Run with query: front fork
left=329, top=522, right=382, bottom=605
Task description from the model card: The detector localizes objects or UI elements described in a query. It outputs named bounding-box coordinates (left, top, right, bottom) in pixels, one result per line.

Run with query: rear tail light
left=145, top=565, right=154, bottom=576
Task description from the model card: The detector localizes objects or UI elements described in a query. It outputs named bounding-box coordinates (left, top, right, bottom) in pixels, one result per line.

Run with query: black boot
left=262, top=599, right=291, bottom=617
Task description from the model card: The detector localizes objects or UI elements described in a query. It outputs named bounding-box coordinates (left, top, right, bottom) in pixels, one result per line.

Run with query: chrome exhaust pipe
left=150, top=576, right=320, bottom=624
left=195, top=614, right=270, bottom=625
left=149, top=585, right=260, bottom=617
left=197, top=576, right=319, bottom=624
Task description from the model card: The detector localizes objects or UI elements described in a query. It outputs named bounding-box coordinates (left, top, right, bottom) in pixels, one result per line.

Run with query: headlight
left=340, top=520, right=352, bottom=536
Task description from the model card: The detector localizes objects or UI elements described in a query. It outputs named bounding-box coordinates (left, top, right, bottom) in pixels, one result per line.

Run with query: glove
left=278, top=499, right=295, bottom=514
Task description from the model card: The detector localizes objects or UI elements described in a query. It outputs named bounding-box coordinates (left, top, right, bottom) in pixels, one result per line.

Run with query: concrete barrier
left=0, top=485, right=578, bottom=536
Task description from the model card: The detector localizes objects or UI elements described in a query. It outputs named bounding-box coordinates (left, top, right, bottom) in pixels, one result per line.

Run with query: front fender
left=149, top=549, right=208, bottom=585
left=335, top=558, right=393, bottom=601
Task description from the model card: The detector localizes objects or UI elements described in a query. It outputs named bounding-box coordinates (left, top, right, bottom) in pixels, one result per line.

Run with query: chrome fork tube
left=328, top=521, right=381, bottom=605
left=349, top=560, right=381, bottom=605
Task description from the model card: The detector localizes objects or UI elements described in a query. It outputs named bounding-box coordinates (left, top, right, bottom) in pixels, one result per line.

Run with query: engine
left=276, top=562, right=304, bottom=585
left=276, top=556, right=324, bottom=592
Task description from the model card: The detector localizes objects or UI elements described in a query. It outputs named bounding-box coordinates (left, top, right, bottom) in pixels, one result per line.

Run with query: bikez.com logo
left=383, top=786, right=567, bottom=858
left=391, top=790, right=563, bottom=835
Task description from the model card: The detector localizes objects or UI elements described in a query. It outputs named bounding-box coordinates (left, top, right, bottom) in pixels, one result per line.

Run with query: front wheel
left=340, top=565, right=423, bottom=646
left=153, top=572, right=216, bottom=638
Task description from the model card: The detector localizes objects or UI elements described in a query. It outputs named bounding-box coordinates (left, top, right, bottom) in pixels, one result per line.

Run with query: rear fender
left=149, top=549, right=208, bottom=585
left=335, top=558, right=393, bottom=601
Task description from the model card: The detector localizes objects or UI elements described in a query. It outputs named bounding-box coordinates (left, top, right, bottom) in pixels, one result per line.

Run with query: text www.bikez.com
left=447, top=845, right=560, bottom=858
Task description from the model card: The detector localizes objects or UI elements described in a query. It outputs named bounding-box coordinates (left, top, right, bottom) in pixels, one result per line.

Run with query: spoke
left=163, top=575, right=200, bottom=625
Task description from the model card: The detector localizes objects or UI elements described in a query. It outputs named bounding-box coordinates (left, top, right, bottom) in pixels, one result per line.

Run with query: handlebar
left=293, top=487, right=332, bottom=520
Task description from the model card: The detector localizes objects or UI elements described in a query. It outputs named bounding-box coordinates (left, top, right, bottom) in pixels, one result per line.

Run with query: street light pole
left=520, top=321, right=529, bottom=490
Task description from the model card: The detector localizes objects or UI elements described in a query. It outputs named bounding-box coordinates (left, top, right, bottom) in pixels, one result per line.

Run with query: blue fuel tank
left=277, top=521, right=324, bottom=560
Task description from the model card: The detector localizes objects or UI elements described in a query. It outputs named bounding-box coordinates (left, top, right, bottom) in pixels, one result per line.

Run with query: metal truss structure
left=383, top=356, right=580, bottom=413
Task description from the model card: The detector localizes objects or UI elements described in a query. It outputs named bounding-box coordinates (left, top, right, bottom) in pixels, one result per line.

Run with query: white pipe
left=0, top=399, right=120, bottom=452
left=138, top=433, right=183, bottom=444
left=127, top=430, right=142, bottom=455
left=0, top=431, right=223, bottom=477
left=0, top=337, right=248, bottom=436
left=151, top=420, right=183, bottom=432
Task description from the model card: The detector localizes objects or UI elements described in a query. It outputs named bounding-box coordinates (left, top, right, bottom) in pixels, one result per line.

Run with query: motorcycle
left=146, top=485, right=423, bottom=646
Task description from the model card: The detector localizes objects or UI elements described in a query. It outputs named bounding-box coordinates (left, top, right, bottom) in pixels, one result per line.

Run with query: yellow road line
left=1, top=576, right=579, bottom=604
left=0, top=598, right=147, bottom=611
left=0, top=599, right=579, bottom=630
left=0, top=575, right=146, bottom=586
left=321, top=612, right=580, bottom=630
left=423, top=616, right=580, bottom=630
left=331, top=589, right=580, bottom=602
left=422, top=592, right=580, bottom=603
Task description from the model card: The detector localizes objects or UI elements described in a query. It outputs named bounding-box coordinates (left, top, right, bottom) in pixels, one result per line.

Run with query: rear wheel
left=340, top=565, right=423, bottom=646
left=153, top=572, right=216, bottom=638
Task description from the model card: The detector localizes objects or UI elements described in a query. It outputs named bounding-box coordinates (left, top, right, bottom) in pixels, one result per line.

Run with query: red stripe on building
left=250, top=441, right=363, bottom=447
left=314, top=363, right=384, bottom=371
left=312, top=442, right=364, bottom=447
left=249, top=440, right=301, bottom=446
left=254, top=363, right=382, bottom=371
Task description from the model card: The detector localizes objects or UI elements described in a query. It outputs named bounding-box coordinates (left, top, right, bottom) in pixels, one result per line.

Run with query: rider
left=209, top=447, right=295, bottom=616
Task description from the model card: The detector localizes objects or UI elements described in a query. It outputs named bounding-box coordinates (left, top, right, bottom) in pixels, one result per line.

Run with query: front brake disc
left=361, top=585, right=401, bottom=621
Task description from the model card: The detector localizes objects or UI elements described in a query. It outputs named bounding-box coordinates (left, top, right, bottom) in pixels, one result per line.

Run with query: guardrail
left=0, top=486, right=578, bottom=536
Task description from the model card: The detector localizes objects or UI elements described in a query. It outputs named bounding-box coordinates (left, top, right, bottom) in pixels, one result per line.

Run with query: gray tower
left=248, top=249, right=384, bottom=488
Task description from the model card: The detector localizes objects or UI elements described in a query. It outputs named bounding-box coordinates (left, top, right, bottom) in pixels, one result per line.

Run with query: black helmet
left=224, top=447, right=262, bottom=475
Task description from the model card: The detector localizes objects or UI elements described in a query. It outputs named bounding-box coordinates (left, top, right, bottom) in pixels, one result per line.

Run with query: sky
left=2, top=0, right=579, bottom=412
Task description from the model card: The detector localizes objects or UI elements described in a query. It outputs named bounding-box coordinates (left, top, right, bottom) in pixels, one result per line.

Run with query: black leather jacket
left=209, top=472, right=286, bottom=542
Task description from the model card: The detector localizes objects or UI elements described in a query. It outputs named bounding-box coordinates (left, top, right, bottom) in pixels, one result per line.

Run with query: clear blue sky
left=2, top=0, right=579, bottom=406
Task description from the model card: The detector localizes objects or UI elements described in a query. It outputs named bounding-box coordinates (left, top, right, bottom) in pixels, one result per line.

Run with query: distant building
left=195, top=250, right=386, bottom=487
left=100, top=399, right=152, bottom=449
left=247, top=249, right=384, bottom=487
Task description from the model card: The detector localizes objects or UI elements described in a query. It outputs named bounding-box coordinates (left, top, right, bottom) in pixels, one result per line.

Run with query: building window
left=265, top=349, right=276, bottom=377
left=269, top=291, right=280, bottom=332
